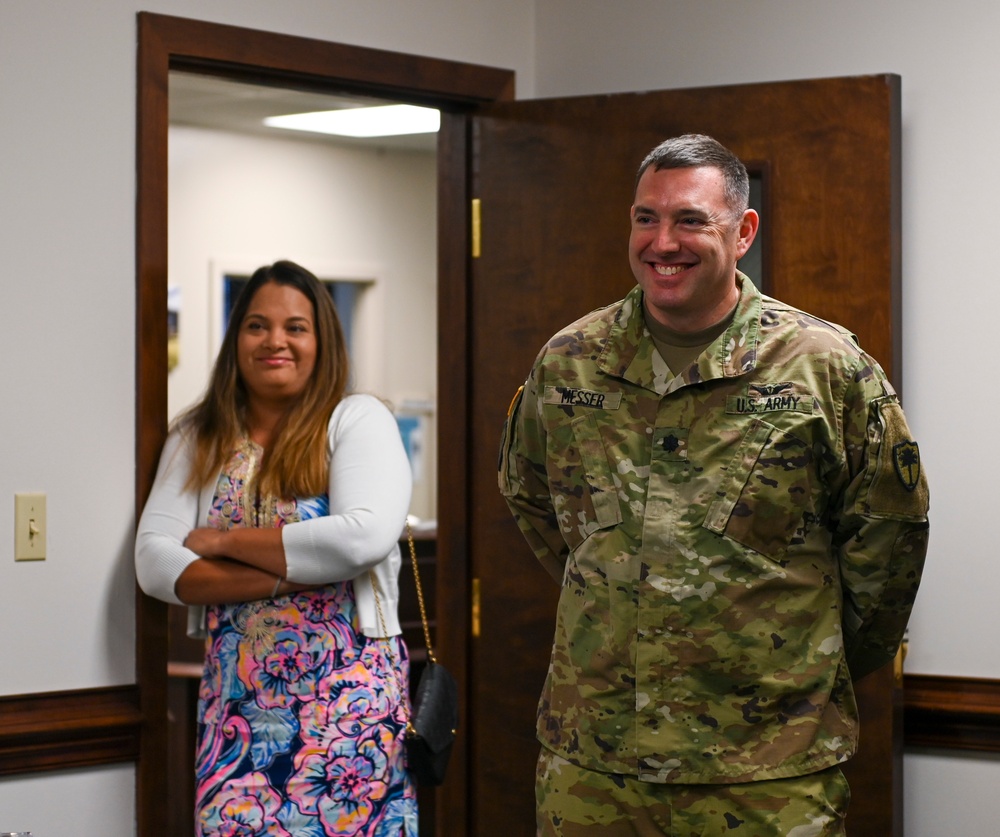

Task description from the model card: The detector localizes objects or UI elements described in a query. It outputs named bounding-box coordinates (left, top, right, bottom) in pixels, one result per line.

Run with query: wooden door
left=465, top=75, right=902, bottom=836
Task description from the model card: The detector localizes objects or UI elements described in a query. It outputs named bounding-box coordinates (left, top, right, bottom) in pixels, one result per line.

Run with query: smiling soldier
left=499, top=134, right=929, bottom=837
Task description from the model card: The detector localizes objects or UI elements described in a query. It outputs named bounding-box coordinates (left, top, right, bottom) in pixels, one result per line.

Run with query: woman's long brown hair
left=177, top=260, right=350, bottom=498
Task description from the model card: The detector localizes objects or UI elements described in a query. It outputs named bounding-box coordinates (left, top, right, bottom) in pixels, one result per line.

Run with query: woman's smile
left=237, top=281, right=318, bottom=408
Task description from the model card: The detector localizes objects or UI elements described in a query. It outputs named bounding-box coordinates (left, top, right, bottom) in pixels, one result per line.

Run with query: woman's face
left=236, top=281, right=318, bottom=410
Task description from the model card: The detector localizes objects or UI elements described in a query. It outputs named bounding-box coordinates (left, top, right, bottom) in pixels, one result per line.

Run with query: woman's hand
left=176, top=528, right=300, bottom=604
left=184, top=527, right=228, bottom=558
left=177, top=528, right=288, bottom=604
left=184, top=525, right=286, bottom=577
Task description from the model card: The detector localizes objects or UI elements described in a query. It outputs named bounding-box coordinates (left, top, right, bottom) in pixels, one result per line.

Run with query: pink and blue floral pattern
left=194, top=442, right=417, bottom=836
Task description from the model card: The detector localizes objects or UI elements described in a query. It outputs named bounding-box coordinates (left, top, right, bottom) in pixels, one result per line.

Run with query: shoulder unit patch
left=892, top=440, right=921, bottom=492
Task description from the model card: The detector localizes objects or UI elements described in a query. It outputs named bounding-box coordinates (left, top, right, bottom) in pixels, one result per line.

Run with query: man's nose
left=651, top=223, right=680, bottom=253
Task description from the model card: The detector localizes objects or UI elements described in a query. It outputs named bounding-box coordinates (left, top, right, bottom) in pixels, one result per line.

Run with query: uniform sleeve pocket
left=859, top=398, right=929, bottom=520
left=703, top=418, right=815, bottom=559
left=548, top=411, right=623, bottom=549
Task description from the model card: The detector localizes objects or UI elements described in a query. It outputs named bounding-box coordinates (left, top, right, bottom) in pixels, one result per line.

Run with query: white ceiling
left=168, top=71, right=437, bottom=152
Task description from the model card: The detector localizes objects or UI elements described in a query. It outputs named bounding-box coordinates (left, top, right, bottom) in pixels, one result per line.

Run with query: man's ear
left=736, top=208, right=760, bottom=258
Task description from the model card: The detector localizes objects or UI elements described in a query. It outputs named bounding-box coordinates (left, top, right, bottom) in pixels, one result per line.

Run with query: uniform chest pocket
left=546, top=411, right=623, bottom=550
left=702, top=418, right=816, bottom=559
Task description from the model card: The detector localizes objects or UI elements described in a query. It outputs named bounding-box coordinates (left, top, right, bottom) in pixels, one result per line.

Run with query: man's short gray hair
left=635, top=134, right=750, bottom=217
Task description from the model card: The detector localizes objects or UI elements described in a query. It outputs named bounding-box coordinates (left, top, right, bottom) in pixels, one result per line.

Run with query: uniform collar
left=597, top=273, right=761, bottom=395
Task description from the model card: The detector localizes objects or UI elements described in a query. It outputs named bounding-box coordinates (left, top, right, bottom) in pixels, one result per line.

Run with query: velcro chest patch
left=726, top=382, right=815, bottom=416
left=543, top=386, right=622, bottom=410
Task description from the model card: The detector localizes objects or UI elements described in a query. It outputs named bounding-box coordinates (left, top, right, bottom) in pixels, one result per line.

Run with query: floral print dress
left=194, top=439, right=418, bottom=836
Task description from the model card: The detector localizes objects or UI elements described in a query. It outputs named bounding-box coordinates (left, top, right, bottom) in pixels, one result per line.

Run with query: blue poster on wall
left=395, top=414, right=424, bottom=482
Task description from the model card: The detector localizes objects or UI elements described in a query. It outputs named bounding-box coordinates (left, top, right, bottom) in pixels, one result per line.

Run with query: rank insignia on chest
left=726, top=382, right=816, bottom=416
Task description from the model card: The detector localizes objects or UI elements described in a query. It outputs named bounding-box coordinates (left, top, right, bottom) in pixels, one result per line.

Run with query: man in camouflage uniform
left=498, top=134, right=929, bottom=836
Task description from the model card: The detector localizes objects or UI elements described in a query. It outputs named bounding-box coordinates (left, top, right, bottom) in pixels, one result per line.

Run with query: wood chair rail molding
left=903, top=674, right=1000, bottom=751
left=0, top=686, right=141, bottom=775
left=0, top=676, right=996, bottom=777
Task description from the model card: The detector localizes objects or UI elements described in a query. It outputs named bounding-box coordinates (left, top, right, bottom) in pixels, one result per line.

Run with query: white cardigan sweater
left=135, top=394, right=413, bottom=638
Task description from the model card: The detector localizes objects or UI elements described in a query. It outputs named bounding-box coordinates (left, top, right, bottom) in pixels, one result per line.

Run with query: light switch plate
left=15, top=492, right=46, bottom=561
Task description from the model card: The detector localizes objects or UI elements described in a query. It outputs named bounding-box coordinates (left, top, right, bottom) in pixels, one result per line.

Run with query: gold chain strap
left=404, top=520, right=437, bottom=664
left=369, top=520, right=435, bottom=733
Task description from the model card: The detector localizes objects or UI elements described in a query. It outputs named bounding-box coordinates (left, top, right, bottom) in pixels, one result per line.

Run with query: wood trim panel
left=904, top=673, right=1000, bottom=753
left=135, top=14, right=171, bottom=832
left=140, top=11, right=515, bottom=105
left=1, top=675, right=995, bottom=780
left=0, top=686, right=141, bottom=776
left=434, top=109, right=474, bottom=836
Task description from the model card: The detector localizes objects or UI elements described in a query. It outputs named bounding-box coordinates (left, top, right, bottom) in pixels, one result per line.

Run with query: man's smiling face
left=628, top=165, right=758, bottom=333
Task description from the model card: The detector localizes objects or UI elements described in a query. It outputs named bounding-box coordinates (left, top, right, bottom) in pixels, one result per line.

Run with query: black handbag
left=372, top=522, right=459, bottom=787
left=406, top=657, right=459, bottom=785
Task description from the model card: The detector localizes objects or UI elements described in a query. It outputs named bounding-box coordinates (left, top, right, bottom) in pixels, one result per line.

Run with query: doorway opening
left=163, top=69, right=440, bottom=834
left=137, top=13, right=516, bottom=835
left=165, top=71, right=438, bottom=520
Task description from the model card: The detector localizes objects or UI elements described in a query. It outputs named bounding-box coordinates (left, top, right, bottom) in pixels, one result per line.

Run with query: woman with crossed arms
left=136, top=260, right=416, bottom=836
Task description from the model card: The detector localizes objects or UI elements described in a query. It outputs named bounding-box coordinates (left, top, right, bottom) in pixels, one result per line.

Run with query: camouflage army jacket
left=499, top=276, right=929, bottom=784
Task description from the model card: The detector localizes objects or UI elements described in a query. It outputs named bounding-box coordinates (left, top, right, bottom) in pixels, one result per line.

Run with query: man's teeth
left=654, top=264, right=686, bottom=276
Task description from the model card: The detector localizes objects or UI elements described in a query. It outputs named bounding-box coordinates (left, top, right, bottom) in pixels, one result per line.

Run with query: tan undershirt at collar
left=643, top=301, right=739, bottom=378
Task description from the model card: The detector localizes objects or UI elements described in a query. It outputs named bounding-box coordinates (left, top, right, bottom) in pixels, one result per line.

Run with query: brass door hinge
left=893, top=636, right=909, bottom=686
left=472, top=577, right=481, bottom=638
left=471, top=198, right=481, bottom=259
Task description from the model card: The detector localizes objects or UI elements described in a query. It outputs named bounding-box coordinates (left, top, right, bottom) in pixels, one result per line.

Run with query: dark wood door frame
left=135, top=12, right=512, bottom=835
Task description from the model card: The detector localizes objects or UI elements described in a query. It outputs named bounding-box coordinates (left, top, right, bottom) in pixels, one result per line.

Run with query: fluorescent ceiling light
left=264, top=104, right=440, bottom=138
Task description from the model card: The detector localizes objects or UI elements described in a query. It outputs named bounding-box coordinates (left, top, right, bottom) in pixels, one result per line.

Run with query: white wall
left=168, top=125, right=438, bottom=518
left=0, top=0, right=533, bottom=832
left=0, top=765, right=134, bottom=836
left=531, top=0, right=998, bottom=833
left=904, top=750, right=1000, bottom=834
